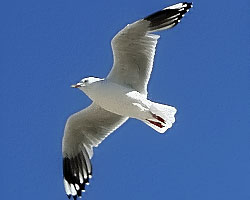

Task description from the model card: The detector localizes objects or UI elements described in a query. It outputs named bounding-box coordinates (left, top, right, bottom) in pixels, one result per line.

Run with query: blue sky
left=1, top=0, right=249, bottom=199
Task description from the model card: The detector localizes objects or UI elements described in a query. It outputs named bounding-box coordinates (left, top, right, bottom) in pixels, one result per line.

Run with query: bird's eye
left=84, top=80, right=88, bottom=83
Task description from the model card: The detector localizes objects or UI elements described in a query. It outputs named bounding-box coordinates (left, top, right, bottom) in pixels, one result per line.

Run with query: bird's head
left=71, top=77, right=103, bottom=89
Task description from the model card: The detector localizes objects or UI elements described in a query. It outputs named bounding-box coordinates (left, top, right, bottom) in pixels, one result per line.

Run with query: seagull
left=62, top=2, right=192, bottom=199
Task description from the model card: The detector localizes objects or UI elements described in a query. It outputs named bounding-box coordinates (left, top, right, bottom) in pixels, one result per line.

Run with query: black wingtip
left=143, top=2, right=193, bottom=32
left=63, top=152, right=93, bottom=200
left=185, top=2, right=193, bottom=11
left=77, top=189, right=82, bottom=197
left=186, top=2, right=193, bottom=8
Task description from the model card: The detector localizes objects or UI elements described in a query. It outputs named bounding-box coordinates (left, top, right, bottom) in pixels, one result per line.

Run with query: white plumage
left=62, top=2, right=193, bottom=199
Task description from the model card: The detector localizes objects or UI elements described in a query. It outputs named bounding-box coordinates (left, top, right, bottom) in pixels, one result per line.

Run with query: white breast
left=83, top=80, right=151, bottom=119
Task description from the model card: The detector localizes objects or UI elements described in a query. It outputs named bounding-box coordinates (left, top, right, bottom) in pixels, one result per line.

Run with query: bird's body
left=81, top=79, right=151, bottom=120
left=62, top=2, right=193, bottom=199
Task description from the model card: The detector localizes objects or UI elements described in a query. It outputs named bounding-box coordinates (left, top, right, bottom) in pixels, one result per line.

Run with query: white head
left=71, top=77, right=103, bottom=90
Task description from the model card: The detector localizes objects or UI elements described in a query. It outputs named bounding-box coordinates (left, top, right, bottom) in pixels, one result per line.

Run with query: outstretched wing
left=62, top=103, right=128, bottom=199
left=107, top=2, right=192, bottom=95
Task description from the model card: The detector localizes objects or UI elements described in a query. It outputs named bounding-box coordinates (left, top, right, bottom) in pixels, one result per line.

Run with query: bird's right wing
left=107, top=2, right=192, bottom=95
left=62, top=103, right=128, bottom=199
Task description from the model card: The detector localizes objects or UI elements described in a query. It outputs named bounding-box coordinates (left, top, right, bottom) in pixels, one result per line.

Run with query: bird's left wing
left=62, top=103, right=128, bottom=199
left=107, top=2, right=192, bottom=95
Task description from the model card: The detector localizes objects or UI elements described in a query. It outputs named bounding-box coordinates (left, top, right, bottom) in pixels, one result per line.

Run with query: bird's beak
left=71, top=83, right=81, bottom=88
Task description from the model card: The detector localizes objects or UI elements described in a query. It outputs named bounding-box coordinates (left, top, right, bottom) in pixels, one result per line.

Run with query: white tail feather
left=142, top=102, right=177, bottom=133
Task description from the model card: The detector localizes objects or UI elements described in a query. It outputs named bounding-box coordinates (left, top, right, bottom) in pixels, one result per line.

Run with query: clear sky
left=1, top=0, right=249, bottom=199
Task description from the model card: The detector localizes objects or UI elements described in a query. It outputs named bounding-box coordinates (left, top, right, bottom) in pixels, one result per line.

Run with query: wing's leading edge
left=107, top=2, right=192, bottom=95
left=62, top=103, right=128, bottom=199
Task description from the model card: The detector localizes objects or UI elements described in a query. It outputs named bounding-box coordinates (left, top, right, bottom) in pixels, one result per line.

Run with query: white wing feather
left=62, top=103, right=128, bottom=198
left=107, top=20, right=159, bottom=96
left=107, top=2, right=192, bottom=95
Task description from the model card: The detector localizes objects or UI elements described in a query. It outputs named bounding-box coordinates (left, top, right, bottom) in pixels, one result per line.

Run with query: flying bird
left=62, top=2, right=192, bottom=199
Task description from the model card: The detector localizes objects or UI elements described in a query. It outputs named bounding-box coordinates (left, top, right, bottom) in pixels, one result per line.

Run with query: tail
left=144, top=2, right=193, bottom=33
left=143, top=102, right=177, bottom=133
